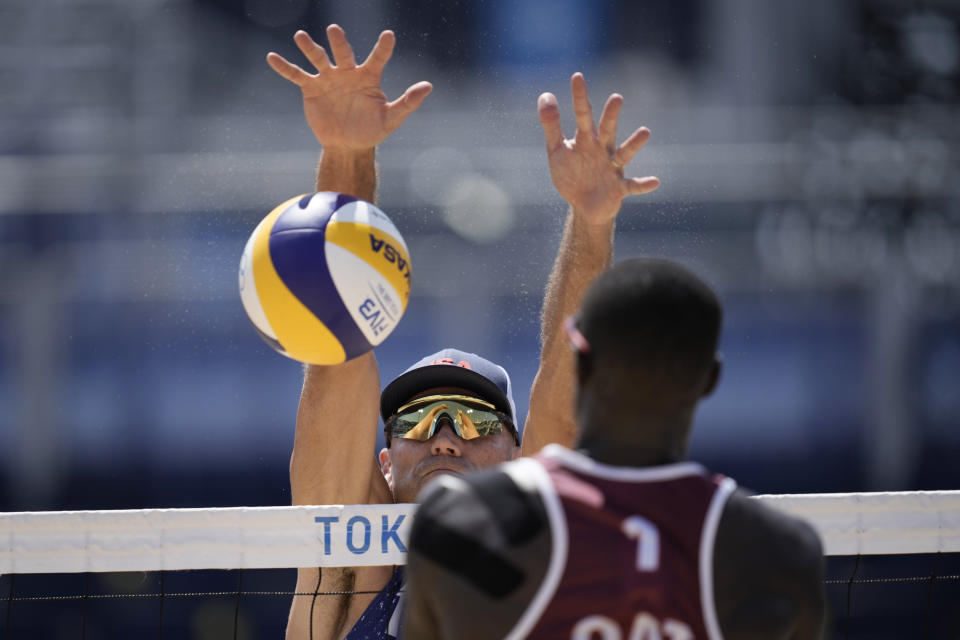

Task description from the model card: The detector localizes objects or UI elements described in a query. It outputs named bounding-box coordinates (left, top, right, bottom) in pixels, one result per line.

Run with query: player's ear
left=378, top=448, right=395, bottom=490
left=576, top=350, right=592, bottom=387
left=702, top=353, right=722, bottom=398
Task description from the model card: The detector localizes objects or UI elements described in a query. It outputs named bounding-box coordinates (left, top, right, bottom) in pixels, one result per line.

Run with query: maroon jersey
left=501, top=444, right=736, bottom=640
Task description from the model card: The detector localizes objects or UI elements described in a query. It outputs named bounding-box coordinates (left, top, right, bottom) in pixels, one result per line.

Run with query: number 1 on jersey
left=622, top=516, right=660, bottom=572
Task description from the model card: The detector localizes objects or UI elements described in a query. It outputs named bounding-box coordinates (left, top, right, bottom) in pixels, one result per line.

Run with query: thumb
left=626, top=176, right=661, bottom=196
left=385, top=81, right=434, bottom=131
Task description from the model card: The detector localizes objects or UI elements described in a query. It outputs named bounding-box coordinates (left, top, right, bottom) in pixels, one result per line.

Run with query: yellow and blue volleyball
left=238, top=192, right=412, bottom=365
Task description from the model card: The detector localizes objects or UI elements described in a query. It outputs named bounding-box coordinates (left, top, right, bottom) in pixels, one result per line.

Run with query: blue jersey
left=344, top=568, right=405, bottom=640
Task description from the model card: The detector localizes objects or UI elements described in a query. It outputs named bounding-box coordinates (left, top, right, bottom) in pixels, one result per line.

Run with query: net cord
left=158, top=570, right=164, bottom=640
left=309, top=568, right=321, bottom=640
left=5, top=573, right=13, bottom=635
left=844, top=554, right=860, bottom=640
left=81, top=572, right=89, bottom=640
left=923, top=552, right=938, bottom=639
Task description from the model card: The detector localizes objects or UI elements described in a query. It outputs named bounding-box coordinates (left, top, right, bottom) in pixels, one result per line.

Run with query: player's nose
left=430, top=416, right=463, bottom=457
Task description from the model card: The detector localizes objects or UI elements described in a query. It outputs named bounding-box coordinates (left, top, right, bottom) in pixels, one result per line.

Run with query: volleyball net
left=2, top=491, right=959, bottom=638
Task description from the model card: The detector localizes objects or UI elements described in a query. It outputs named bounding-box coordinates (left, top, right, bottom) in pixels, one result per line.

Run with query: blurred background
left=2, top=0, right=960, bottom=508
left=1, top=0, right=959, bottom=634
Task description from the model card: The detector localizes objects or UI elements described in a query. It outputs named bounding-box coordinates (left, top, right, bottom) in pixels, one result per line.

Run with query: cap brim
left=380, top=365, right=513, bottom=422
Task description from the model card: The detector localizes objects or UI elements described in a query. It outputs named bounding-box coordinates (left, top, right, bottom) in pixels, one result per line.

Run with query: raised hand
left=267, top=25, right=433, bottom=150
left=538, top=73, right=660, bottom=224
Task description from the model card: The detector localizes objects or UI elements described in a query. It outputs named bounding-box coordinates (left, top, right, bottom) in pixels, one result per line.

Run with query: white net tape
left=756, top=490, right=960, bottom=556
left=2, top=491, right=959, bottom=575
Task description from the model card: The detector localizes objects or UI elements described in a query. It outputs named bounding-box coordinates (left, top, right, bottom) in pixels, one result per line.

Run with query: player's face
left=379, top=388, right=519, bottom=503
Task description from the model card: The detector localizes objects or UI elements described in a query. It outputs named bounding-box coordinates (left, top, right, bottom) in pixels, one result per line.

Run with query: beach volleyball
left=239, top=192, right=412, bottom=365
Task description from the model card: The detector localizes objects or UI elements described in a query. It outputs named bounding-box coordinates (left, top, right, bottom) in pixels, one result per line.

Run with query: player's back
left=515, top=444, right=735, bottom=639
left=403, top=444, right=825, bottom=640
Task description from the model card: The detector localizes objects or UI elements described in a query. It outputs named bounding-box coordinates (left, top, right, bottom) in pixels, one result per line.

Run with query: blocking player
left=265, top=25, right=661, bottom=640
left=404, top=257, right=827, bottom=639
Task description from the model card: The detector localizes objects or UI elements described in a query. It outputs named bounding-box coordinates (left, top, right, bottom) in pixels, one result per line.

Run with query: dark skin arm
left=714, top=491, right=827, bottom=639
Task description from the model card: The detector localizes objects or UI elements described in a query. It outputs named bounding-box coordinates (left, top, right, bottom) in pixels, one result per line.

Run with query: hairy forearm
left=291, top=146, right=381, bottom=503
left=541, top=210, right=615, bottom=351
left=292, top=353, right=382, bottom=506
left=294, top=148, right=381, bottom=497
left=523, top=209, right=614, bottom=454
left=315, top=147, right=378, bottom=202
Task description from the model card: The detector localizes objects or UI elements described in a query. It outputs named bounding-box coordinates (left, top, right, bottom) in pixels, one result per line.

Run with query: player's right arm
left=266, top=25, right=433, bottom=640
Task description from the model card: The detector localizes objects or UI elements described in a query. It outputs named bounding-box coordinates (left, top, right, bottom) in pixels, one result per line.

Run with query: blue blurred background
left=1, top=0, right=959, bottom=636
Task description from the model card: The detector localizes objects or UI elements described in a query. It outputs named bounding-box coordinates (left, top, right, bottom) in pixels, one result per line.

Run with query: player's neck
left=576, top=421, right=690, bottom=468
left=573, top=385, right=697, bottom=467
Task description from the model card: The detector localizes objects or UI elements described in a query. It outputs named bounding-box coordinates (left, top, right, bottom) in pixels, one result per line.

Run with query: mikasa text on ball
left=238, top=192, right=412, bottom=365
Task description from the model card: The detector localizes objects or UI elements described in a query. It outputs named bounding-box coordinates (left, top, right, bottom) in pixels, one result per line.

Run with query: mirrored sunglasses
left=384, top=394, right=518, bottom=446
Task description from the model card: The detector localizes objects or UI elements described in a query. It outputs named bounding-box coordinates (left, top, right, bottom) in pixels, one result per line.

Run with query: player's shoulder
left=713, top=489, right=826, bottom=638
left=414, top=462, right=549, bottom=546
left=723, top=489, right=823, bottom=562
left=410, top=463, right=551, bottom=597
left=715, top=487, right=824, bottom=595
left=405, top=464, right=555, bottom=638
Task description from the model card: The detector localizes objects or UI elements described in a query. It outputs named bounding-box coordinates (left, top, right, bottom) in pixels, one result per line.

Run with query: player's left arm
left=522, top=73, right=660, bottom=455
left=265, top=21, right=435, bottom=513
left=266, top=25, right=433, bottom=640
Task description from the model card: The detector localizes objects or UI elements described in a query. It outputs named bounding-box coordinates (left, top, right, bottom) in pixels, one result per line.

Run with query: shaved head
left=577, top=257, right=722, bottom=400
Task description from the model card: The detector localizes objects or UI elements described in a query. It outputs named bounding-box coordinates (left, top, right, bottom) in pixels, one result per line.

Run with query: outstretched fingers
left=615, top=126, right=659, bottom=196
left=265, top=52, right=312, bottom=85
left=537, top=92, right=565, bottom=152
left=385, top=81, right=434, bottom=131
left=362, top=30, right=395, bottom=75
left=293, top=30, right=331, bottom=73
left=326, top=24, right=357, bottom=68
left=570, top=73, right=596, bottom=139
left=597, top=94, right=623, bottom=151
left=614, top=126, right=652, bottom=166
